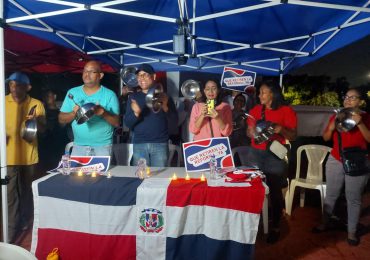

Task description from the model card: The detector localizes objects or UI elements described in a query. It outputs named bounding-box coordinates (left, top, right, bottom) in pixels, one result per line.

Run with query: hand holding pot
left=94, top=104, right=105, bottom=116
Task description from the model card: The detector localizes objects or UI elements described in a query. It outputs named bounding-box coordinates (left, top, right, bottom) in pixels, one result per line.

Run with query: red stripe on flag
left=35, top=229, right=136, bottom=260
left=166, top=178, right=265, bottom=214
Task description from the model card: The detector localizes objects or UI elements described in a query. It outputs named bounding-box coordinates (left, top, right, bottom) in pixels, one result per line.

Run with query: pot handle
left=28, top=105, right=37, bottom=116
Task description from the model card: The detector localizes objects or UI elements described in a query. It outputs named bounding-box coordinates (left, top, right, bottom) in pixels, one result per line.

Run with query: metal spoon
left=68, top=93, right=79, bottom=106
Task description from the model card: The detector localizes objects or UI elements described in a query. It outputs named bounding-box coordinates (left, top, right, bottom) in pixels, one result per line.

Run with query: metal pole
left=279, top=59, right=284, bottom=88
left=0, top=0, right=9, bottom=243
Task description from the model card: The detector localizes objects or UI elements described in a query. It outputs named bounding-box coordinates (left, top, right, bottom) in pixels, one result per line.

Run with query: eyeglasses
left=83, top=70, right=101, bottom=75
left=342, top=95, right=360, bottom=101
left=137, top=73, right=151, bottom=79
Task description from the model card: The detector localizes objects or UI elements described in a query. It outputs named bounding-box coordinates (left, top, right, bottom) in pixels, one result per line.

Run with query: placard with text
left=221, top=66, right=256, bottom=92
left=182, top=137, right=234, bottom=172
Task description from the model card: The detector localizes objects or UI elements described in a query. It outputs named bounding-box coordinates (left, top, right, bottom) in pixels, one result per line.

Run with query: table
left=31, top=167, right=265, bottom=260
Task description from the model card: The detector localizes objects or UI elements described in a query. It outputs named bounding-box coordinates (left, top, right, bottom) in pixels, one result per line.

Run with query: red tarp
left=5, top=29, right=116, bottom=74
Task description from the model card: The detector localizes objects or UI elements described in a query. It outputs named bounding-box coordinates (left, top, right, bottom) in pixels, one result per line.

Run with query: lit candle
left=107, top=172, right=112, bottom=178
left=185, top=173, right=190, bottom=181
left=77, top=170, right=83, bottom=177
left=146, top=167, right=151, bottom=177
left=200, top=174, right=205, bottom=181
left=91, top=171, right=97, bottom=178
left=172, top=173, right=178, bottom=180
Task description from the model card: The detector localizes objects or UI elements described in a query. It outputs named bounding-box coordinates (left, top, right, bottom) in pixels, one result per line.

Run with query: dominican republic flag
left=31, top=173, right=265, bottom=260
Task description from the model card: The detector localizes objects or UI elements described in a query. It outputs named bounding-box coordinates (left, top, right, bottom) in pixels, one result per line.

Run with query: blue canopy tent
left=1, top=0, right=370, bottom=243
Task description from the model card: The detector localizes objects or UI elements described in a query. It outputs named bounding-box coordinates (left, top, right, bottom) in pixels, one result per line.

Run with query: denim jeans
left=133, top=143, right=169, bottom=167
left=71, top=145, right=112, bottom=157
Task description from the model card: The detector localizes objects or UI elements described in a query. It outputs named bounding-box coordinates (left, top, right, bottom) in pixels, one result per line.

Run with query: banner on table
left=221, top=66, right=256, bottom=92
left=49, top=156, right=111, bottom=173
left=32, top=174, right=264, bottom=260
left=182, top=137, right=234, bottom=172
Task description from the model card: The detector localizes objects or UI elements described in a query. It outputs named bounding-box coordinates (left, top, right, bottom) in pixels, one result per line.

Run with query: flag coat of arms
left=31, top=172, right=265, bottom=260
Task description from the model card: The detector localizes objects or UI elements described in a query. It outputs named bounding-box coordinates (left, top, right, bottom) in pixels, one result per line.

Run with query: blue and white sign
left=221, top=66, right=257, bottom=92
left=182, top=137, right=234, bottom=172
left=50, top=156, right=111, bottom=174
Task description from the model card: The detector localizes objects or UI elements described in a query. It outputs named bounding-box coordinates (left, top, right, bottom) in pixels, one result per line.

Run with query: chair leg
left=299, top=189, right=305, bottom=208
left=262, top=194, right=269, bottom=234
left=283, top=178, right=290, bottom=213
left=319, top=186, right=325, bottom=214
left=286, top=181, right=296, bottom=216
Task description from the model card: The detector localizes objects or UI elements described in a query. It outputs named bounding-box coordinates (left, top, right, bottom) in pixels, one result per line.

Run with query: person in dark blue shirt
left=124, top=64, right=178, bottom=167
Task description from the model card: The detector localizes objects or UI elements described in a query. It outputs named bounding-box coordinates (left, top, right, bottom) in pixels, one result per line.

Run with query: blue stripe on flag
left=166, top=234, right=254, bottom=260
left=38, top=174, right=142, bottom=206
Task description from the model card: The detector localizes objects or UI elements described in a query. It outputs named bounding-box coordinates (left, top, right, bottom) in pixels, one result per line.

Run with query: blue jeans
left=133, top=143, right=169, bottom=167
left=71, top=145, right=112, bottom=157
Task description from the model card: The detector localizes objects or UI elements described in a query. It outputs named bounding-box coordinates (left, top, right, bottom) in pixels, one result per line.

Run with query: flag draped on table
left=31, top=173, right=265, bottom=260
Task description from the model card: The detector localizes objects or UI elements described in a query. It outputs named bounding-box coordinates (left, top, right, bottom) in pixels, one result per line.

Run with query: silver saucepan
left=145, top=84, right=163, bottom=113
left=335, top=107, right=361, bottom=132
left=20, top=105, right=38, bottom=143
left=68, top=94, right=96, bottom=124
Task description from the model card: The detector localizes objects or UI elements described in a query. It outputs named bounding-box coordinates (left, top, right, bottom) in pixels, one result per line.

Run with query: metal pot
left=120, top=66, right=138, bottom=88
left=181, top=79, right=200, bottom=99
left=68, top=93, right=96, bottom=124
left=254, top=120, right=275, bottom=144
left=145, top=84, right=163, bottom=113
left=20, top=105, right=38, bottom=143
left=335, top=107, right=360, bottom=132
left=75, top=103, right=96, bottom=124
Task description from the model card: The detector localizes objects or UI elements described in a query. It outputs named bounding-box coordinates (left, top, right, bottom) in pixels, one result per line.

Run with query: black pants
left=247, top=148, right=287, bottom=229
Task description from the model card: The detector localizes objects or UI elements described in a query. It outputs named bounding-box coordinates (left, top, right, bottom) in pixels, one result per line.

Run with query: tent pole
left=120, top=54, right=124, bottom=95
left=279, top=59, right=284, bottom=88
left=0, top=0, right=9, bottom=243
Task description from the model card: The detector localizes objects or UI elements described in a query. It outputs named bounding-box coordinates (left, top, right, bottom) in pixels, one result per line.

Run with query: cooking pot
left=335, top=107, right=360, bottom=132
left=120, top=66, right=138, bottom=88
left=75, top=103, right=96, bottom=124
left=181, top=79, right=200, bottom=100
left=145, top=84, right=163, bottom=113
left=20, top=105, right=38, bottom=143
left=254, top=120, right=275, bottom=144
left=68, top=94, right=96, bottom=124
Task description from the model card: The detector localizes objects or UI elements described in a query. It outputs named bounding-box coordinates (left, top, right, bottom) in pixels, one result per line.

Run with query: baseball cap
left=6, top=72, right=31, bottom=85
left=136, top=64, right=155, bottom=75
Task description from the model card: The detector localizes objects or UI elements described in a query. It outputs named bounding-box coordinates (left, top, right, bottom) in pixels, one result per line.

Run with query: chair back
left=231, top=146, right=251, bottom=166
left=168, top=144, right=182, bottom=167
left=113, top=143, right=133, bottom=166
left=65, top=142, right=74, bottom=154
left=296, top=144, right=331, bottom=182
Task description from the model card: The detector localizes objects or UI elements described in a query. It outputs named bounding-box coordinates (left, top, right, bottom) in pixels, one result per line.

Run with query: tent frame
left=1, top=0, right=370, bottom=243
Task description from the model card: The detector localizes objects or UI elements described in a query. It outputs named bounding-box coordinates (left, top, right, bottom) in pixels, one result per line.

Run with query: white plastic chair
left=286, top=144, right=331, bottom=216
left=0, top=242, right=37, bottom=260
left=168, top=144, right=182, bottom=167
left=65, top=141, right=73, bottom=154
left=112, top=143, right=133, bottom=166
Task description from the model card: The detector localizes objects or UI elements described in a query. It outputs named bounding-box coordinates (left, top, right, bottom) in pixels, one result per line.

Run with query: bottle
left=61, top=152, right=71, bottom=175
left=209, top=154, right=217, bottom=180
left=136, top=158, right=147, bottom=179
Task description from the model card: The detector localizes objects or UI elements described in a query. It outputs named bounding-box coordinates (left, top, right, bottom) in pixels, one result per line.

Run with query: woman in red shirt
left=313, top=88, right=370, bottom=246
left=247, top=80, right=297, bottom=243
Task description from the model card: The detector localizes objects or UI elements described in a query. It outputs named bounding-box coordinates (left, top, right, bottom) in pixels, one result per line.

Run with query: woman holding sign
left=189, top=79, right=233, bottom=140
left=247, top=80, right=297, bottom=244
